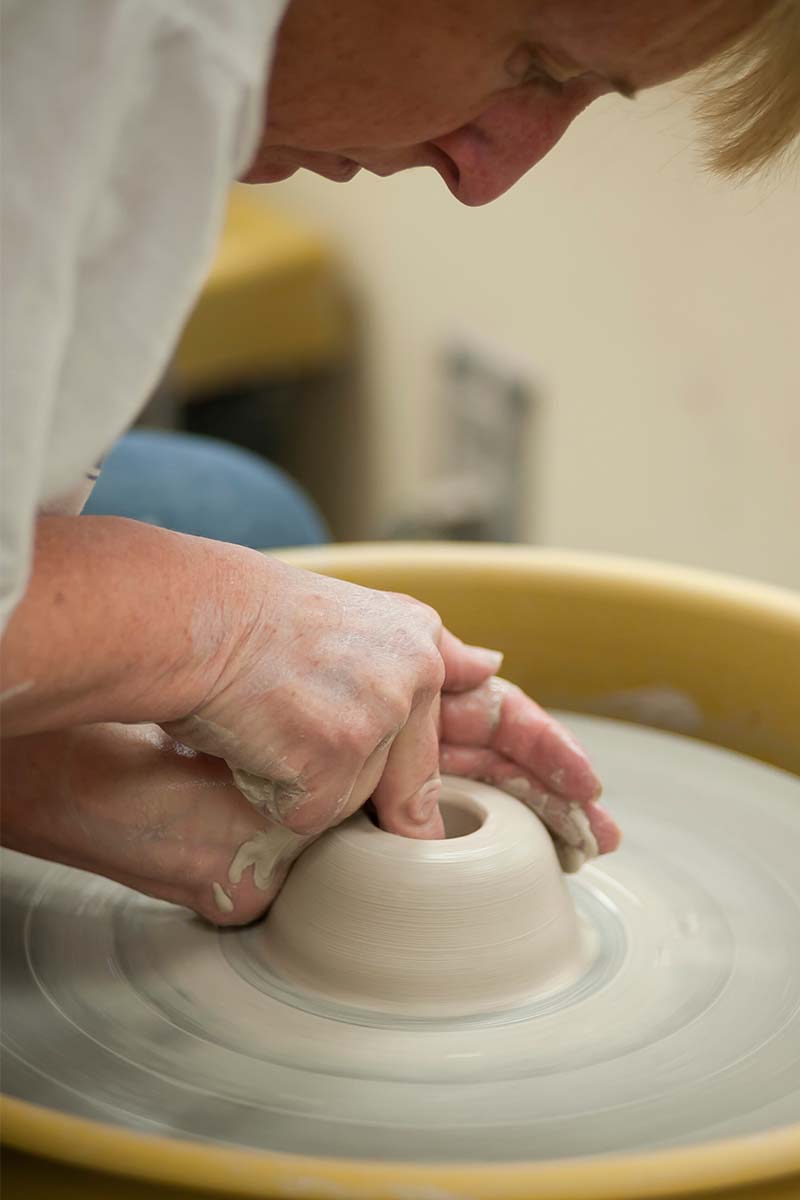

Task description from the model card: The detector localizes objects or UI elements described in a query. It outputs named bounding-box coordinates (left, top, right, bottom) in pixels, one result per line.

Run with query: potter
left=2, top=4, right=800, bottom=1196
left=4, top=0, right=799, bottom=936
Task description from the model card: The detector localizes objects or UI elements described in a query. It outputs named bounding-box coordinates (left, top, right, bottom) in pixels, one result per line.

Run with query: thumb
left=438, top=628, right=503, bottom=693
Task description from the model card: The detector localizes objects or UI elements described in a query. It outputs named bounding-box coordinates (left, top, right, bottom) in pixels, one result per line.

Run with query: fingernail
left=411, top=778, right=442, bottom=823
left=472, top=647, right=504, bottom=674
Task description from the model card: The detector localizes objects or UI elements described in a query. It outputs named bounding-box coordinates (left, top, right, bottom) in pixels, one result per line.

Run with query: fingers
left=440, top=677, right=602, bottom=804
left=371, top=693, right=444, bottom=839
left=439, top=675, right=621, bottom=866
left=438, top=628, right=504, bottom=693
left=439, top=742, right=621, bottom=871
left=337, top=739, right=394, bottom=824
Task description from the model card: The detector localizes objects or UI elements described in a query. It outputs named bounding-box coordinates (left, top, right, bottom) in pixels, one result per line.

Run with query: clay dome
left=260, top=776, right=591, bottom=1017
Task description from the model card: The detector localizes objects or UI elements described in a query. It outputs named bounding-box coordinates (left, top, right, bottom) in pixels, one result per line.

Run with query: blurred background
left=149, top=84, right=799, bottom=590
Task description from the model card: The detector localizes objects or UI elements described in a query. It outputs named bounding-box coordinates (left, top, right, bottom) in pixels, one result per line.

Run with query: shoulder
left=0, top=0, right=287, bottom=91
left=155, top=0, right=288, bottom=87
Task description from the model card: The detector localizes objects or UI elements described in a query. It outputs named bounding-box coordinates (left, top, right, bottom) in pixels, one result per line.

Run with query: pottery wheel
left=2, top=715, right=800, bottom=1163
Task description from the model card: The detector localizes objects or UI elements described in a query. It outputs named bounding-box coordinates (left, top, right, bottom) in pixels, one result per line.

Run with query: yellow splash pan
left=3, top=544, right=799, bottom=1200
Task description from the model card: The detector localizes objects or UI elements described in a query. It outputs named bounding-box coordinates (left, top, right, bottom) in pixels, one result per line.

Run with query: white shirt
left=0, top=0, right=287, bottom=630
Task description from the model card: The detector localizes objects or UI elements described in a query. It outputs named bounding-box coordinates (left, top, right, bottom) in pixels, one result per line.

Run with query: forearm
left=0, top=515, right=266, bottom=737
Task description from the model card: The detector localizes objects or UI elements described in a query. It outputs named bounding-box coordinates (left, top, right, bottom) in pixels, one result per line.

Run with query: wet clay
left=227, top=826, right=313, bottom=891
left=260, top=777, right=592, bottom=1016
left=211, top=882, right=233, bottom=914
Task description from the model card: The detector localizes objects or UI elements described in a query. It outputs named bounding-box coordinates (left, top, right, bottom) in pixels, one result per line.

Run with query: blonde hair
left=694, top=0, right=800, bottom=177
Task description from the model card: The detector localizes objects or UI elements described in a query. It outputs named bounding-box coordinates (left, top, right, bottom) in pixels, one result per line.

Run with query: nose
left=432, top=81, right=606, bottom=207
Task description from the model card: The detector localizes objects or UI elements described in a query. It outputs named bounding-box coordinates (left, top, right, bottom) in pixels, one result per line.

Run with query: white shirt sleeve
left=0, top=0, right=286, bottom=631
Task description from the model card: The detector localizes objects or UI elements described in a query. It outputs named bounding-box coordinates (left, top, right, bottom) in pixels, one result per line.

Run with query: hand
left=2, top=522, right=619, bottom=916
left=0, top=724, right=286, bottom=926
left=165, top=557, right=620, bottom=891
left=0, top=706, right=618, bottom=937
left=164, top=559, right=502, bottom=844
left=439, top=677, right=621, bottom=871
left=1, top=701, right=618, bottom=938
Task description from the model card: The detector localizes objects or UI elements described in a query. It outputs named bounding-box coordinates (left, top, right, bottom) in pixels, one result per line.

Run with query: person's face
left=242, top=0, right=769, bottom=206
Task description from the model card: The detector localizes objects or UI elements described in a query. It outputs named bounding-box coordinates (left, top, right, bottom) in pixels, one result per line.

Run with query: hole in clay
left=363, top=799, right=484, bottom=838
left=439, top=800, right=483, bottom=839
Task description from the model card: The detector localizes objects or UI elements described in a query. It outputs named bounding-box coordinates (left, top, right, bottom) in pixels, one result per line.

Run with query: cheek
left=342, top=70, right=603, bottom=158
left=266, top=26, right=505, bottom=151
left=343, top=91, right=497, bottom=150
left=271, top=81, right=505, bottom=152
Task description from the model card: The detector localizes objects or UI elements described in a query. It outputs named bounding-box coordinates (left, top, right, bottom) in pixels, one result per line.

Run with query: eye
left=522, top=57, right=567, bottom=91
left=505, top=44, right=567, bottom=92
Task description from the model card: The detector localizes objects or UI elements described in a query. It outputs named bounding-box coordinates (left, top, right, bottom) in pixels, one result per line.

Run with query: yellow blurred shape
left=173, top=187, right=349, bottom=393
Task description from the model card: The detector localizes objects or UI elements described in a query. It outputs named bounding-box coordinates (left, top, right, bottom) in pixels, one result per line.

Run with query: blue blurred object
left=83, top=429, right=329, bottom=549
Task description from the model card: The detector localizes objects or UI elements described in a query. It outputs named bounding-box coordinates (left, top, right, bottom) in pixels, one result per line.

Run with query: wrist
left=1, top=517, right=280, bottom=735
left=164, top=538, right=281, bottom=721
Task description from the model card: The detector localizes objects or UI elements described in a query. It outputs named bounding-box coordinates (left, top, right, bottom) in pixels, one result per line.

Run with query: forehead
left=523, top=0, right=769, bottom=89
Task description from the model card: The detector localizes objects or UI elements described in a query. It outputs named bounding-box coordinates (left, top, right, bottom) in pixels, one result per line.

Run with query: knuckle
left=390, top=592, right=443, bottom=636
left=332, top=709, right=385, bottom=760
left=378, top=686, right=412, bottom=729
left=415, top=599, right=444, bottom=637
left=417, top=644, right=446, bottom=693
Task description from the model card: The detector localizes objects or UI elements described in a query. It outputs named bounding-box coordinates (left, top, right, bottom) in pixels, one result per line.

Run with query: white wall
left=264, top=86, right=800, bottom=590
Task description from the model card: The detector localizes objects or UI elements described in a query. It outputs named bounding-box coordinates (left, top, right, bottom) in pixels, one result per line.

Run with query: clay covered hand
left=162, top=558, right=619, bottom=885
left=164, top=560, right=505, bottom=841
left=439, top=678, right=620, bottom=870
left=1, top=716, right=616, bottom=929
left=2, top=541, right=618, bottom=920
left=1, top=724, right=288, bottom=926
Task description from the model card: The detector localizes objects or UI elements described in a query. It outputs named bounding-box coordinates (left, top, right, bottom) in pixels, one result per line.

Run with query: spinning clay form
left=262, top=780, right=592, bottom=1016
